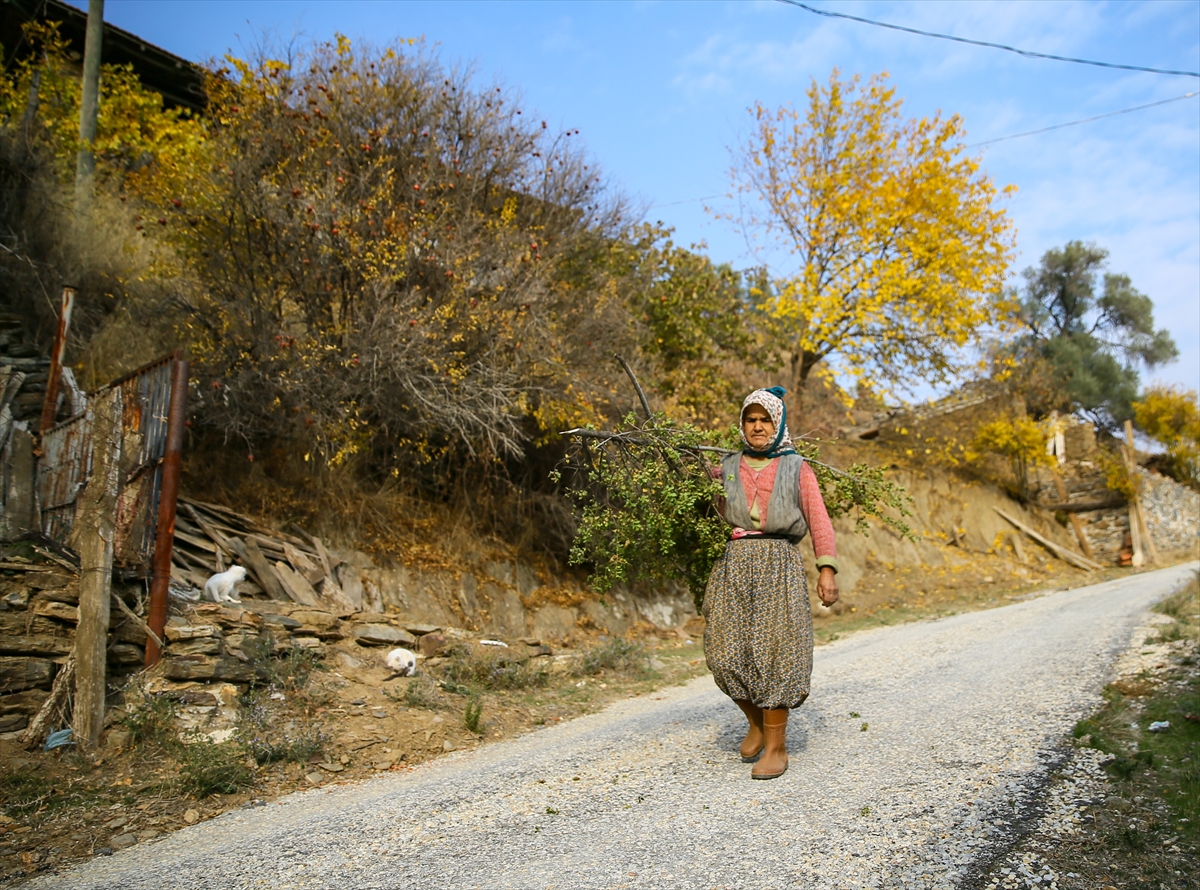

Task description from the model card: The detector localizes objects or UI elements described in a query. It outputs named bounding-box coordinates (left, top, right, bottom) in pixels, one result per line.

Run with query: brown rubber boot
left=734, top=700, right=764, bottom=761
left=751, top=708, right=789, bottom=779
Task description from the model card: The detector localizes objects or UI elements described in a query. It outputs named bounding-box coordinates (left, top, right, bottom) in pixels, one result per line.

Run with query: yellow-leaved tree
left=1133, top=386, right=1200, bottom=489
left=727, top=70, right=1017, bottom=403
left=0, top=21, right=206, bottom=365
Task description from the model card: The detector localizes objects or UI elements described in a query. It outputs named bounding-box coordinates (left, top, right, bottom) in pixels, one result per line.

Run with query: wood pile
left=0, top=314, right=83, bottom=430
left=170, top=497, right=362, bottom=615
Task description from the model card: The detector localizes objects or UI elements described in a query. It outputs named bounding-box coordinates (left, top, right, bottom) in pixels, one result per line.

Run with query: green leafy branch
left=554, top=408, right=912, bottom=610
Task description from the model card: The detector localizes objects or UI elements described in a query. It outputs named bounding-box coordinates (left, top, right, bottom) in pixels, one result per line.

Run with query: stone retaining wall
left=1141, top=469, right=1200, bottom=553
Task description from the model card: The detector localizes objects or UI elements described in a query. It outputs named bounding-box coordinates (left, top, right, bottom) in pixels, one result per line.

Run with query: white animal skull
left=385, top=647, right=417, bottom=676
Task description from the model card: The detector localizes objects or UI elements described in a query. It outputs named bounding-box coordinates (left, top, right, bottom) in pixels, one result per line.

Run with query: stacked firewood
left=0, top=314, right=83, bottom=427
left=170, top=497, right=363, bottom=615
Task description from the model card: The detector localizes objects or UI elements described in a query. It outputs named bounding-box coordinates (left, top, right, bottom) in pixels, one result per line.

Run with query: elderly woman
left=703, top=387, right=839, bottom=779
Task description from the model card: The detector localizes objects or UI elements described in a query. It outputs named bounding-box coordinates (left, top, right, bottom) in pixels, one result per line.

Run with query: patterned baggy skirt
left=702, top=537, right=813, bottom=710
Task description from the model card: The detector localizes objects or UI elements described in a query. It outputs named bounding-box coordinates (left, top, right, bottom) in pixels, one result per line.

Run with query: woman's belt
left=730, top=532, right=800, bottom=544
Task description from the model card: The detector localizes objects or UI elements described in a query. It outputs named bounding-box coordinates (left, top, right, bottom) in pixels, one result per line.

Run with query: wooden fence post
left=73, top=386, right=123, bottom=752
left=1124, top=420, right=1156, bottom=567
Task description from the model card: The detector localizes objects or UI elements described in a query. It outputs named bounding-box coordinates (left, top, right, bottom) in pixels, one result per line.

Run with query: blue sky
left=81, top=0, right=1199, bottom=396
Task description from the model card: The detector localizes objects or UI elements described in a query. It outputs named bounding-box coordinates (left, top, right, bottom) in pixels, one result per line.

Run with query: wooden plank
left=182, top=503, right=236, bottom=554
left=1123, top=421, right=1158, bottom=566
left=317, top=573, right=357, bottom=616
left=249, top=533, right=307, bottom=557
left=1049, top=470, right=1095, bottom=559
left=283, top=542, right=324, bottom=586
left=73, top=386, right=122, bottom=751
left=20, top=654, right=72, bottom=749
left=0, top=561, right=58, bottom=572
left=30, top=546, right=78, bottom=572
left=232, top=537, right=290, bottom=602
left=181, top=503, right=237, bottom=573
left=171, top=564, right=209, bottom=591
left=311, top=536, right=335, bottom=580
left=1040, top=498, right=1125, bottom=513
left=110, top=591, right=164, bottom=650
left=172, top=545, right=213, bottom=573
left=180, top=497, right=311, bottom=547
left=172, top=528, right=219, bottom=554
left=338, top=565, right=364, bottom=611
left=178, top=496, right=257, bottom=527
left=34, top=599, right=79, bottom=623
left=994, top=508, right=1105, bottom=571
left=0, top=424, right=35, bottom=538
left=273, top=561, right=323, bottom=607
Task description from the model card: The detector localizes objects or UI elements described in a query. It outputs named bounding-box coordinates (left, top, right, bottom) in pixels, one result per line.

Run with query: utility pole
left=74, top=0, right=104, bottom=219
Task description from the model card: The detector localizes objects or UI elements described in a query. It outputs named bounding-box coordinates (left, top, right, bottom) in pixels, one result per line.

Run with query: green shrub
left=121, top=679, right=181, bottom=748
left=1105, top=754, right=1139, bottom=781
left=442, top=644, right=549, bottom=691
left=464, top=695, right=484, bottom=734
left=379, top=675, right=442, bottom=709
left=235, top=691, right=329, bottom=765
left=243, top=631, right=324, bottom=692
left=576, top=637, right=643, bottom=676
left=0, top=770, right=53, bottom=816
left=177, top=735, right=255, bottom=796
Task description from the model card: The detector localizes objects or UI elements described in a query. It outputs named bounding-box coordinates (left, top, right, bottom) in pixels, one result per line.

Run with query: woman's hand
left=816, top=566, right=839, bottom=606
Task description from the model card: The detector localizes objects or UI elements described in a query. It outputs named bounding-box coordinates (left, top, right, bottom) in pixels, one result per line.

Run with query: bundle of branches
left=557, top=371, right=913, bottom=609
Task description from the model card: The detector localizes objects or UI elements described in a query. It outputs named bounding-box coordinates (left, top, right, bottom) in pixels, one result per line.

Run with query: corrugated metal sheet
left=36, top=354, right=177, bottom=571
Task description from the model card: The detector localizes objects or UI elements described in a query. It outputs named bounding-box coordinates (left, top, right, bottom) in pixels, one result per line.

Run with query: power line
left=651, top=193, right=722, bottom=209
left=968, top=91, right=1198, bottom=147
left=652, top=91, right=1198, bottom=211
left=777, top=1, right=1200, bottom=79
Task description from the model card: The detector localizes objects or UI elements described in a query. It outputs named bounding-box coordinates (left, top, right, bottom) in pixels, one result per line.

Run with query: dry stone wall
left=361, top=558, right=694, bottom=643
left=1140, top=469, right=1200, bottom=553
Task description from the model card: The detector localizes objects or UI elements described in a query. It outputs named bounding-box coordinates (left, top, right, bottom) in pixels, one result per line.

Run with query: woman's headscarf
left=739, top=386, right=797, bottom=458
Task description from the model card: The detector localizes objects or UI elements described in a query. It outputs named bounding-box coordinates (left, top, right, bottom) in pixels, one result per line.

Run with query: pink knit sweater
left=714, top=457, right=838, bottom=571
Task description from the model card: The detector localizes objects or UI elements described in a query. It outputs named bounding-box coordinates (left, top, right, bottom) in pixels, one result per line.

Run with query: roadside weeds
left=976, top=571, right=1200, bottom=890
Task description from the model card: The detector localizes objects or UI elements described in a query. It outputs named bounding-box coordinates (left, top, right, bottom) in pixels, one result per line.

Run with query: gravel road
left=30, top=562, right=1197, bottom=890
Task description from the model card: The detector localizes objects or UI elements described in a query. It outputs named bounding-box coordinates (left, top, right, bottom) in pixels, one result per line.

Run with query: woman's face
left=742, top=404, right=776, bottom=450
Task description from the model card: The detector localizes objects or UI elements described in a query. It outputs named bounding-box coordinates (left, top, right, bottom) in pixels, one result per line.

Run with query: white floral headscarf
left=739, top=387, right=796, bottom=457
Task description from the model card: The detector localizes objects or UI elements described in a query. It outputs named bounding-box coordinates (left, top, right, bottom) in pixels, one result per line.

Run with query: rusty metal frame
left=145, top=356, right=187, bottom=665
left=39, top=285, right=75, bottom=434
left=35, top=352, right=187, bottom=574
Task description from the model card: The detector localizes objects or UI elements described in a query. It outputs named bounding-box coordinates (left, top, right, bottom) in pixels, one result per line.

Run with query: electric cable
left=651, top=194, right=722, bottom=209
left=967, top=91, right=1198, bottom=148
left=777, top=0, right=1200, bottom=79
left=653, top=92, right=1198, bottom=211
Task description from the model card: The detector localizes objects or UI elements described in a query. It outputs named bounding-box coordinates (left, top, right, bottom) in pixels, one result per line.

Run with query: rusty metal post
left=39, top=285, right=75, bottom=433
left=145, top=353, right=188, bottom=666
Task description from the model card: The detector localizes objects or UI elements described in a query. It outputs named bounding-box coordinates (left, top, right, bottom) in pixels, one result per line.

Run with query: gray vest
left=720, top=452, right=809, bottom=542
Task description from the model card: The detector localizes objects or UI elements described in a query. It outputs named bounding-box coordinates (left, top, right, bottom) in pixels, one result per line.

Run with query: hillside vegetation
left=0, top=24, right=1193, bottom=576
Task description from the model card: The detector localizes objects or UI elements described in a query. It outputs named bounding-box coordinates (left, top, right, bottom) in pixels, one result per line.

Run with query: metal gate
left=36, top=353, right=181, bottom=572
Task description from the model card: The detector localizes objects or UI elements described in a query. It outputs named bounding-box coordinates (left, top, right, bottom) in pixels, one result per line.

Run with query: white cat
left=203, top=566, right=247, bottom=604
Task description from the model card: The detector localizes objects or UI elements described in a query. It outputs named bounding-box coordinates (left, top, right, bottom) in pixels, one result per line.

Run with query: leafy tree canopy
left=1133, top=385, right=1200, bottom=488
left=726, top=70, right=1017, bottom=401
left=1015, top=241, right=1177, bottom=427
